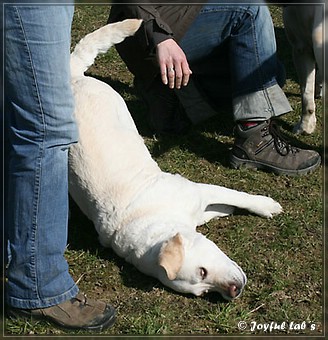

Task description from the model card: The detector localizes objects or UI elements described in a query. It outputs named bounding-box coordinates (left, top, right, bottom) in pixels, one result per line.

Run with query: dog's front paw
left=251, top=196, right=283, bottom=218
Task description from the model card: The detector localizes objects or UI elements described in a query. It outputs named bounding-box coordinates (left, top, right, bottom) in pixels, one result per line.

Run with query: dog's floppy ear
left=158, top=233, right=184, bottom=280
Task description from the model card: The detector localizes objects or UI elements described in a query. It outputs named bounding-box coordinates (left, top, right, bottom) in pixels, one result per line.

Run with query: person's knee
left=42, top=93, right=78, bottom=148
left=45, top=118, right=78, bottom=149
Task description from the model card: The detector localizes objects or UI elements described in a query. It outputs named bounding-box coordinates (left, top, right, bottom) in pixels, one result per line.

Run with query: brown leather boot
left=7, top=293, right=116, bottom=331
left=230, top=119, right=321, bottom=175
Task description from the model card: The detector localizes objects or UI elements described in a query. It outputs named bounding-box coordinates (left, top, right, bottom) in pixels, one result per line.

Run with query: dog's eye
left=200, top=267, right=207, bottom=280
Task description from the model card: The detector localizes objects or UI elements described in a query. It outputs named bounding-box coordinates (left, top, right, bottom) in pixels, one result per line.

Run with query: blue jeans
left=179, top=4, right=291, bottom=121
left=4, top=5, right=79, bottom=309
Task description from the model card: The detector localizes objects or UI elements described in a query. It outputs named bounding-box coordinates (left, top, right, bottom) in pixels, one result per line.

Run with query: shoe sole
left=230, top=154, right=321, bottom=176
left=7, top=306, right=116, bottom=332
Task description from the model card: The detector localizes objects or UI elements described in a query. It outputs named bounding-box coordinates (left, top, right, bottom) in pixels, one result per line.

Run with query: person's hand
left=156, top=38, right=192, bottom=89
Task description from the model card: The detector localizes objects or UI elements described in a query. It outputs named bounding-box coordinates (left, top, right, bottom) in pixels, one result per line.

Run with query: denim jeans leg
left=5, top=5, right=79, bottom=309
left=179, top=4, right=291, bottom=122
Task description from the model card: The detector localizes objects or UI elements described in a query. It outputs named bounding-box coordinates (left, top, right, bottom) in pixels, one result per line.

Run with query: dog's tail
left=71, top=19, right=142, bottom=78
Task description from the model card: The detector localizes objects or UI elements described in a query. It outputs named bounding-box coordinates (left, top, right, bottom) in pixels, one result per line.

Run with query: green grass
left=4, top=5, right=324, bottom=337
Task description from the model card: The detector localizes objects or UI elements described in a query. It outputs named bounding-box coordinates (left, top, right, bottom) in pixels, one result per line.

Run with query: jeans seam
left=31, top=148, right=44, bottom=301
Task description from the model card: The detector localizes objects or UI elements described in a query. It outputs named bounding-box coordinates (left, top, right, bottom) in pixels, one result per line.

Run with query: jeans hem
left=6, top=283, right=79, bottom=309
left=232, top=84, right=292, bottom=121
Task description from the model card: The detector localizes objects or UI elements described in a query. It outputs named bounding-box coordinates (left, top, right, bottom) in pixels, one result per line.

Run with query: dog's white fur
left=69, top=19, right=282, bottom=300
left=283, top=5, right=324, bottom=134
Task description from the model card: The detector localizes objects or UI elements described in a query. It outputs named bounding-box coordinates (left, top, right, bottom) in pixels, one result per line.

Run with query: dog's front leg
left=197, top=183, right=282, bottom=221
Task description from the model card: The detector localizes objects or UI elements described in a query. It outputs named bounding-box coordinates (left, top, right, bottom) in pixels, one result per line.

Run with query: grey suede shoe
left=7, top=293, right=116, bottom=331
left=230, top=120, right=321, bottom=175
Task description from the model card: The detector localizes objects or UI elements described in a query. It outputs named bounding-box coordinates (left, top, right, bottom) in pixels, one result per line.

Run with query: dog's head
left=158, top=232, right=247, bottom=300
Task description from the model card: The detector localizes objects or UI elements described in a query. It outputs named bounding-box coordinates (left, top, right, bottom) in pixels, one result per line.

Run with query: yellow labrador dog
left=69, top=19, right=282, bottom=300
left=283, top=4, right=324, bottom=134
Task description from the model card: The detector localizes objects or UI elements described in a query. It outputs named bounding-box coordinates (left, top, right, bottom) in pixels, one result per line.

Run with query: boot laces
left=262, top=121, right=298, bottom=156
left=71, top=293, right=89, bottom=307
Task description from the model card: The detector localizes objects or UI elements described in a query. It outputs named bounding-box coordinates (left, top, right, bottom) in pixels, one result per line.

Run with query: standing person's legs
left=4, top=6, right=116, bottom=330
left=5, top=4, right=78, bottom=309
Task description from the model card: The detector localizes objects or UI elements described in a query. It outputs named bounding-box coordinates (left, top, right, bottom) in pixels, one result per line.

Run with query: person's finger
left=167, top=65, right=175, bottom=89
left=181, top=61, right=192, bottom=87
left=173, top=64, right=183, bottom=89
left=182, top=72, right=191, bottom=87
left=160, top=63, right=169, bottom=85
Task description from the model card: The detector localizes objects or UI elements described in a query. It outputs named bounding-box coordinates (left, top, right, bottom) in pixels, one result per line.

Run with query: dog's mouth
left=198, top=282, right=244, bottom=300
left=198, top=277, right=246, bottom=299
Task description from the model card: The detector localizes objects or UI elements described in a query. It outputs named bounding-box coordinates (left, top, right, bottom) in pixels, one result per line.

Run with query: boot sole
left=230, top=154, right=321, bottom=176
